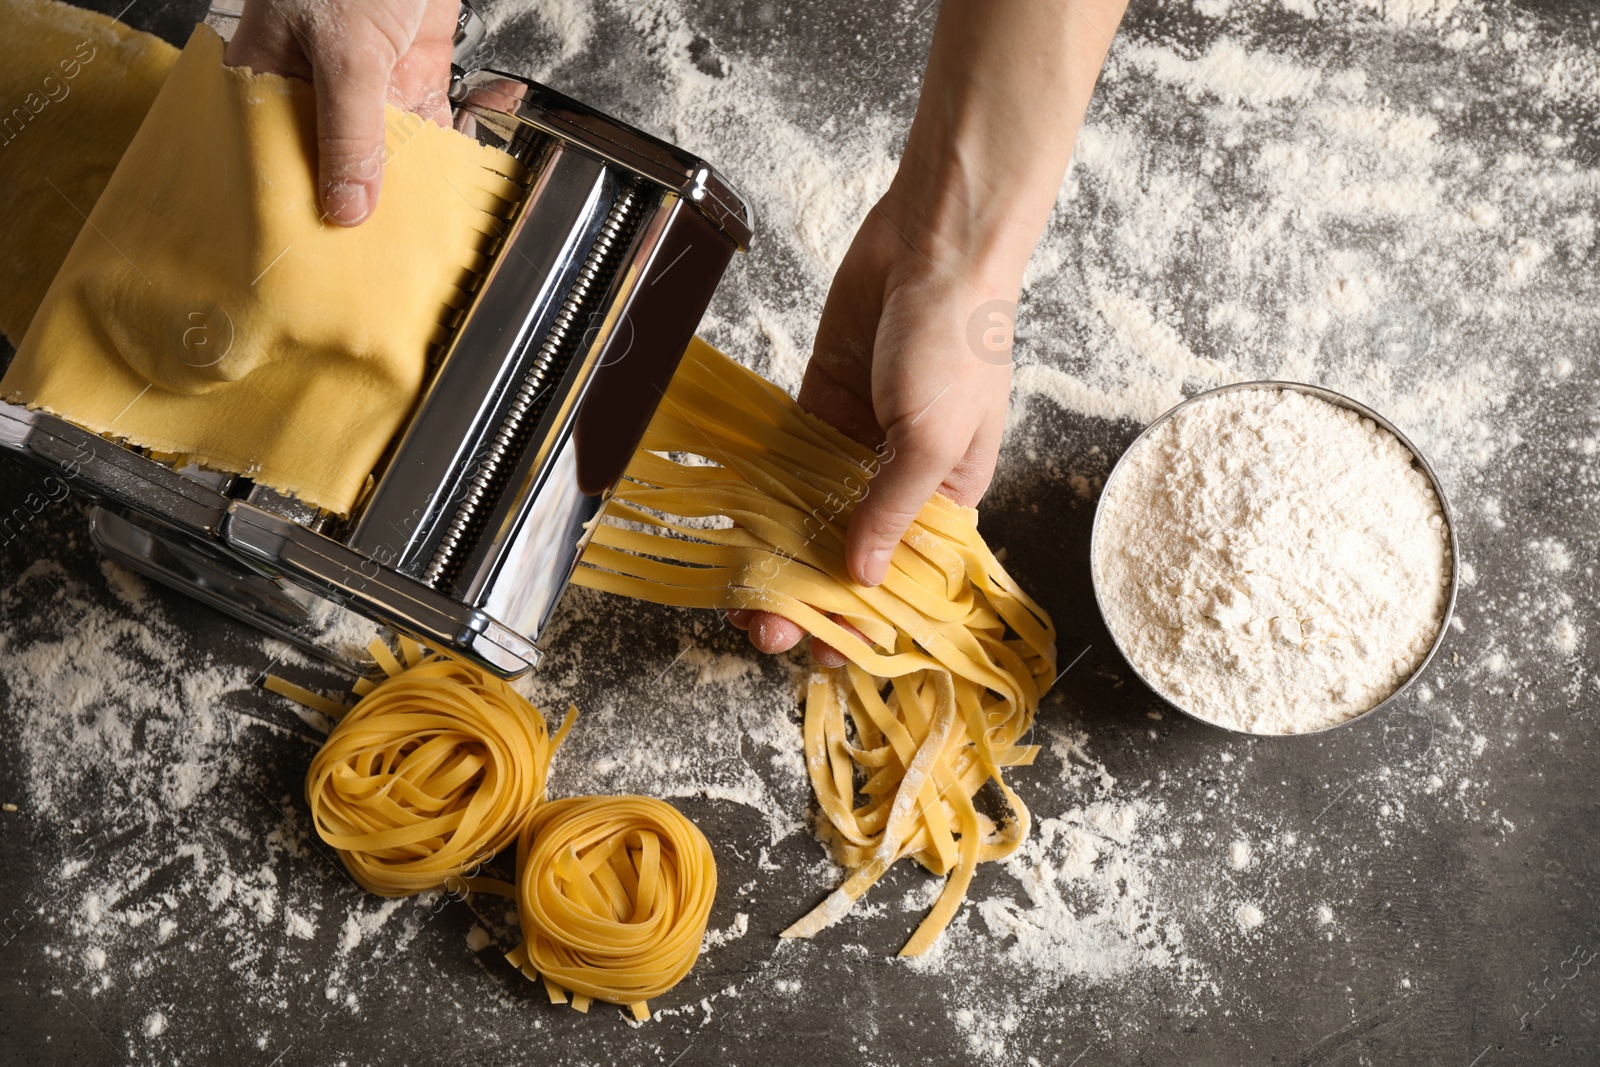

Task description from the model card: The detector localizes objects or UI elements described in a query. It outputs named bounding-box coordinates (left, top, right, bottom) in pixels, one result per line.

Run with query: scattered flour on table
left=701, top=912, right=751, bottom=953
left=0, top=557, right=516, bottom=1040
left=519, top=592, right=813, bottom=845
left=907, top=724, right=1207, bottom=1057
left=1000, top=2, right=1600, bottom=504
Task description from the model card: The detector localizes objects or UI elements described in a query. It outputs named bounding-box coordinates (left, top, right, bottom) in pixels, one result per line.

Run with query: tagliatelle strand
left=574, top=338, right=1056, bottom=955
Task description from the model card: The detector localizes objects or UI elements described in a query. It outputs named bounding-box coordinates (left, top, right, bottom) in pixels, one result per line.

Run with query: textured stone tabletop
left=2, top=0, right=1596, bottom=1064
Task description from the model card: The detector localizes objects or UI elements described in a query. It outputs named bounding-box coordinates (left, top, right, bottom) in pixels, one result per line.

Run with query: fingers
left=228, top=1, right=451, bottom=226
left=938, top=405, right=1007, bottom=508
left=388, top=0, right=458, bottom=126
left=812, top=638, right=849, bottom=670
left=728, top=608, right=807, bottom=657
left=726, top=610, right=868, bottom=668
left=312, top=41, right=398, bottom=226
left=223, top=3, right=311, bottom=80
left=745, top=612, right=805, bottom=655
left=846, top=392, right=1009, bottom=583
left=846, top=416, right=968, bottom=585
left=812, top=617, right=870, bottom=669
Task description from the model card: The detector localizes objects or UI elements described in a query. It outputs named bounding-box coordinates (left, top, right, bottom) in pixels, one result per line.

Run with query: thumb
left=845, top=419, right=966, bottom=587
left=311, top=39, right=397, bottom=226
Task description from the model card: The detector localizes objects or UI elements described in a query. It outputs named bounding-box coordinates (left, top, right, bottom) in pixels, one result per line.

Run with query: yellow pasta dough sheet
left=0, top=0, right=178, bottom=341
left=2, top=21, right=526, bottom=516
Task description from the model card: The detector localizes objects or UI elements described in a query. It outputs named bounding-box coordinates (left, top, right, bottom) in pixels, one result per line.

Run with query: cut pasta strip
left=272, top=639, right=574, bottom=896
left=478, top=795, right=717, bottom=1021
left=262, top=675, right=352, bottom=719
left=575, top=338, right=1056, bottom=955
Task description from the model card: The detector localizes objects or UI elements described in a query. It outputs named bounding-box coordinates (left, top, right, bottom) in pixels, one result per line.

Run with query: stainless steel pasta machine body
left=0, top=21, right=752, bottom=678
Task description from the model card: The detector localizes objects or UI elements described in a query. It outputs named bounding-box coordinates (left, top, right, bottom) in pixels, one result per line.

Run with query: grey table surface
left=2, top=0, right=1597, bottom=1064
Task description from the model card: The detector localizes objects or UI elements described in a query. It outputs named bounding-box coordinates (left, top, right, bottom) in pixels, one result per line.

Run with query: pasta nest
left=504, top=795, right=717, bottom=1022
left=283, top=638, right=573, bottom=897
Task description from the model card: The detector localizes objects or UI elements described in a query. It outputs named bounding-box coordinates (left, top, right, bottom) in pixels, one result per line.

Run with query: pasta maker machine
left=0, top=5, right=752, bottom=677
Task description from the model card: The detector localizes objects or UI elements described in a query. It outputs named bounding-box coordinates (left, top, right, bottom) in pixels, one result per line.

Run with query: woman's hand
left=729, top=0, right=1129, bottom=666
left=225, top=0, right=460, bottom=226
left=727, top=195, right=1018, bottom=667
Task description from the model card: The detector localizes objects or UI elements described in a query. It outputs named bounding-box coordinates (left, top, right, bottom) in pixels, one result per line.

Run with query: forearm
left=887, top=0, right=1128, bottom=286
left=750, top=0, right=1127, bottom=630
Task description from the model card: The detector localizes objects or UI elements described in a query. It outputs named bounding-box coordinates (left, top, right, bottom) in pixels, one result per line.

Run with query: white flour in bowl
left=1092, top=387, right=1452, bottom=733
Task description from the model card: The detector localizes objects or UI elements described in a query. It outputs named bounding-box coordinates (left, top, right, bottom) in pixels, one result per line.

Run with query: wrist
left=870, top=181, right=1030, bottom=302
left=880, top=122, right=1062, bottom=297
left=878, top=0, right=1127, bottom=297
